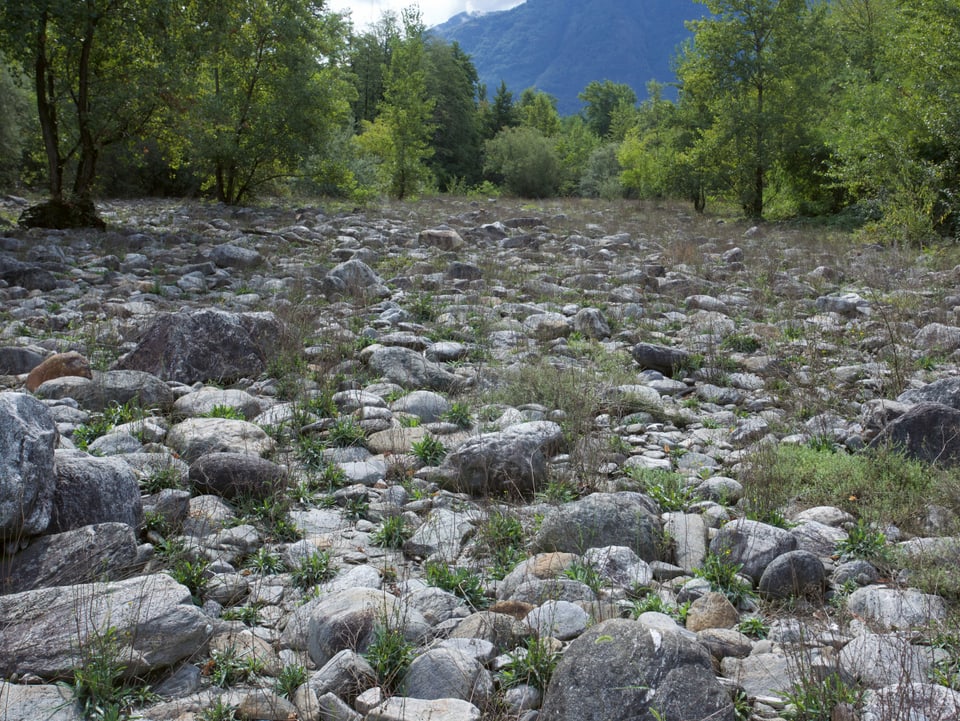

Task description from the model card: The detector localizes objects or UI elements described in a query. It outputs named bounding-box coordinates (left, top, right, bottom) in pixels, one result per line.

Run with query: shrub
left=694, top=551, right=755, bottom=606
left=371, top=515, right=412, bottom=549
left=290, top=550, right=337, bottom=589
left=424, top=560, right=489, bottom=610
left=411, top=435, right=447, bottom=465
left=484, top=126, right=561, bottom=198
left=625, top=467, right=697, bottom=511
left=498, top=637, right=560, bottom=692
left=364, top=623, right=415, bottom=694
left=441, top=401, right=473, bottom=429
left=835, top=519, right=889, bottom=564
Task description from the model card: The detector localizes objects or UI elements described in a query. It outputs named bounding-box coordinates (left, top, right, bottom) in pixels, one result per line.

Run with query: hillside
left=432, top=0, right=704, bottom=114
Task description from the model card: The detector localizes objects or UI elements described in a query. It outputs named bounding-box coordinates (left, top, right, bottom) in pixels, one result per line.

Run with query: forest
left=0, top=0, right=957, bottom=244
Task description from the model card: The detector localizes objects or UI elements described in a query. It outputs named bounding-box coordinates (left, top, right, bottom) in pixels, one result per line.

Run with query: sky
left=326, top=0, right=525, bottom=31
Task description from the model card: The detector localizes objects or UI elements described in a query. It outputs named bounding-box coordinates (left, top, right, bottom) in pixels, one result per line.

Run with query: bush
left=484, top=127, right=561, bottom=198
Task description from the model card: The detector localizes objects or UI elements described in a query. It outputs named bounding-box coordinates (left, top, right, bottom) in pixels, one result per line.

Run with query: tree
left=0, top=56, right=33, bottom=188
left=425, top=38, right=481, bottom=190
left=517, top=89, right=561, bottom=138
left=357, top=7, right=435, bottom=199
left=0, top=0, right=177, bottom=226
left=554, top=116, right=600, bottom=195
left=675, top=0, right=833, bottom=218
left=579, top=80, right=638, bottom=139
left=178, top=0, right=354, bottom=204
left=481, top=80, right=518, bottom=140
left=347, top=13, right=399, bottom=128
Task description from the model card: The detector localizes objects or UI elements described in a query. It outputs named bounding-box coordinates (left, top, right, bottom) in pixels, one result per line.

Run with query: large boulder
left=2, top=522, right=139, bottom=594
left=366, top=346, right=459, bottom=391
left=0, top=574, right=212, bottom=678
left=709, top=518, right=797, bottom=582
left=401, top=646, right=494, bottom=706
left=540, top=618, right=735, bottom=721
left=324, top=259, right=390, bottom=299
left=34, top=370, right=175, bottom=412
left=50, top=450, right=143, bottom=533
left=0, top=392, right=57, bottom=540
left=530, top=492, right=661, bottom=560
left=113, top=308, right=284, bottom=385
left=189, top=452, right=287, bottom=500
left=631, top=343, right=692, bottom=376
left=868, top=403, right=960, bottom=466
left=166, top=417, right=275, bottom=463
left=439, top=421, right=563, bottom=496
left=898, top=378, right=960, bottom=409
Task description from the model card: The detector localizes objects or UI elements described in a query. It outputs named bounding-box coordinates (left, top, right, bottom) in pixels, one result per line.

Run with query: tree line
left=0, top=0, right=957, bottom=242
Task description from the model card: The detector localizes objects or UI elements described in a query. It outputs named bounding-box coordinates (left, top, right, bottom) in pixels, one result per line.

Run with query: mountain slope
left=432, top=0, right=705, bottom=115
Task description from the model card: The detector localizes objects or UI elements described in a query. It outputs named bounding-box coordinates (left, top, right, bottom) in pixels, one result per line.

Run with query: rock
left=50, top=450, right=143, bottom=533
left=0, top=346, right=44, bottom=375
left=915, top=323, right=960, bottom=353
left=709, top=518, right=797, bottom=581
left=539, top=618, right=735, bottom=721
left=523, top=312, right=571, bottom=341
left=572, top=307, right=611, bottom=339
left=0, top=392, right=57, bottom=539
left=0, top=574, right=212, bottom=678
left=114, top=309, right=283, bottom=384
left=325, top=259, right=389, bottom=299
left=720, top=651, right=793, bottom=698
left=403, top=507, right=477, bottom=561
left=401, top=646, right=494, bottom=706
left=898, top=377, right=960, bottom=410
left=631, top=343, right=691, bottom=375
left=367, top=346, right=459, bottom=391
left=868, top=403, right=960, bottom=466
left=757, top=550, right=825, bottom=600
left=530, top=492, right=661, bottom=560
left=861, top=683, right=960, bottom=721
left=365, top=696, right=482, bottom=721
left=685, top=591, right=739, bottom=632
left=2, top=522, right=139, bottom=593
left=236, top=689, right=297, bottom=720
left=189, top=452, right=287, bottom=500
left=313, top=691, right=363, bottom=721
left=524, top=599, right=590, bottom=640
left=173, top=388, right=264, bottom=420
left=0, top=254, right=59, bottom=290
left=25, top=352, right=92, bottom=392
left=306, top=587, right=430, bottom=668
left=846, top=585, right=947, bottom=630
left=662, top=512, right=708, bottom=573
left=419, top=228, right=465, bottom=250
left=448, top=611, right=530, bottom=653
left=839, top=633, right=940, bottom=688
left=696, top=627, right=753, bottom=660
left=390, top=390, right=451, bottom=423
left=440, top=421, right=563, bottom=495
left=306, top=649, right=378, bottom=703
left=34, top=370, right=175, bottom=412
left=166, top=417, right=275, bottom=462
left=210, top=243, right=261, bottom=269
left=0, top=681, right=83, bottom=721
left=582, top=545, right=653, bottom=588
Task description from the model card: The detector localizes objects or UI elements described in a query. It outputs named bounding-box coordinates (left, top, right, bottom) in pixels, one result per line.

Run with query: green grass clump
left=328, top=417, right=367, bottom=447
left=208, top=646, right=265, bottom=688
left=73, top=626, right=157, bottom=721
left=693, top=551, right=755, bottom=607
left=411, top=435, right=447, bottom=465
left=629, top=592, right=691, bottom=624
left=835, top=520, right=889, bottom=564
left=363, top=623, right=416, bottom=694
left=371, top=515, right=412, bottom=549
left=624, top=467, right=697, bottom=511
left=498, top=637, right=560, bottom=692
left=562, top=559, right=604, bottom=594
left=424, top=560, right=489, bottom=610
left=783, top=673, right=863, bottom=721
left=275, top=663, right=308, bottom=699
left=441, top=401, right=473, bottom=428
left=290, top=549, right=337, bottom=589
left=201, top=404, right=245, bottom=420
left=471, top=510, right=526, bottom=579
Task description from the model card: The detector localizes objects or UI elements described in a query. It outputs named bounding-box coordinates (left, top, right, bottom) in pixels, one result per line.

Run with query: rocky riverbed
left=1, top=195, right=959, bottom=721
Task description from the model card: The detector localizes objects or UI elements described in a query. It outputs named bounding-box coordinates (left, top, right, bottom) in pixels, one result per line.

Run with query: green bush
left=364, top=623, right=415, bottom=694
left=484, top=126, right=561, bottom=198
left=498, top=637, right=560, bottom=692
left=424, top=560, right=489, bottom=610
left=371, top=515, right=412, bottom=549
left=411, top=435, right=447, bottom=465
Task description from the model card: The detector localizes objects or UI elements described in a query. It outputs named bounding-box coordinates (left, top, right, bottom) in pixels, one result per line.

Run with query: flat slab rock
left=365, top=696, right=481, bottom=721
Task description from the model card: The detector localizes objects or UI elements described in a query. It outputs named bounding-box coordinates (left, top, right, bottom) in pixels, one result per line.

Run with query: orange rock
left=25, top=351, right=93, bottom=392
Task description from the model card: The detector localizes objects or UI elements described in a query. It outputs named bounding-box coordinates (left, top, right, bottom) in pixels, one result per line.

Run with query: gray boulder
left=840, top=633, right=940, bottom=688
left=390, top=390, right=451, bottom=423
left=166, top=417, right=275, bottom=462
left=113, top=308, right=283, bottom=384
left=306, top=587, right=430, bottom=668
left=0, top=392, right=57, bottom=540
left=0, top=574, right=212, bottom=678
left=898, top=377, right=960, bottom=409
left=367, top=346, right=459, bottom=391
left=34, top=370, right=175, bottom=412
left=325, top=259, right=389, bottom=299
left=209, top=243, right=261, bottom=269
left=173, top=388, right=264, bottom=420
left=440, top=421, right=563, bottom=496
left=631, top=343, right=692, bottom=376
left=0, top=345, right=44, bottom=374
left=366, top=697, right=481, bottom=721
left=306, top=649, right=378, bottom=704
left=868, top=402, right=960, bottom=466
left=861, top=683, right=960, bottom=721
left=540, top=618, right=735, bottom=721
left=846, top=585, right=947, bottom=630
left=0, top=681, right=83, bottom=721
left=401, top=646, right=494, bottom=706
left=709, top=518, right=797, bottom=581
left=189, top=452, right=287, bottom=501
left=2, top=522, right=139, bottom=593
left=50, top=450, right=143, bottom=533
left=572, top=307, right=611, bottom=339
left=757, top=550, right=825, bottom=600
left=530, top=492, right=661, bottom=559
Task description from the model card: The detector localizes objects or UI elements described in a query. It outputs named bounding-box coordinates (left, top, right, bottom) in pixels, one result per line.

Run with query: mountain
left=432, top=0, right=705, bottom=115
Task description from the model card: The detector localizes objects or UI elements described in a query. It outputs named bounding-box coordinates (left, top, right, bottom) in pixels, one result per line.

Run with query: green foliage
left=579, top=80, right=637, bottom=139
left=694, top=551, right=755, bottom=606
left=275, top=663, right=308, bottom=699
left=579, top=143, right=626, bottom=199
left=498, top=637, right=560, bottom=692
left=471, top=511, right=526, bottom=579
left=929, top=630, right=960, bottom=690
left=0, top=58, right=31, bottom=188
left=169, top=556, right=210, bottom=603
left=220, top=605, right=260, bottom=626
left=424, top=560, right=489, bottom=610
left=410, top=435, right=447, bottom=465
left=562, top=560, right=604, bottom=594
left=629, top=592, right=691, bottom=624
left=328, top=417, right=367, bottom=448
left=371, top=515, right=412, bottom=549
left=441, top=401, right=473, bottom=429
left=721, top=333, right=762, bottom=353
left=197, top=699, right=237, bottom=721
left=835, top=520, right=889, bottom=564
left=201, top=405, right=245, bottom=420
left=625, top=467, right=697, bottom=511
left=736, top=616, right=770, bottom=639
left=290, top=549, right=337, bottom=589
left=73, top=626, right=156, bottom=721
left=208, top=646, right=264, bottom=688
left=363, top=622, right=415, bottom=694
left=517, top=88, right=562, bottom=137
left=244, top=547, right=285, bottom=575
left=484, top=126, right=561, bottom=198
left=783, top=673, right=863, bottom=721
left=535, top=479, right=579, bottom=504
left=140, top=462, right=185, bottom=494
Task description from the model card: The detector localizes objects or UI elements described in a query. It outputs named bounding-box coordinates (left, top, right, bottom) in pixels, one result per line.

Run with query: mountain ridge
left=432, top=0, right=705, bottom=115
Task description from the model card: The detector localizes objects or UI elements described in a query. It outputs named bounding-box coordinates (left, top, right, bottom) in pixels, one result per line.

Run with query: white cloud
left=327, top=0, right=524, bottom=32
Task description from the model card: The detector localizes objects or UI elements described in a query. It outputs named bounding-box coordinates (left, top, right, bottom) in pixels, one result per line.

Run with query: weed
left=835, top=520, right=889, bottom=565
left=694, top=551, right=756, bottom=607
left=721, top=333, right=762, bottom=353
left=328, top=417, right=366, bottom=447
left=72, top=626, right=156, bottom=721
left=562, top=559, right=604, bottom=594
left=197, top=699, right=236, bottom=721
left=371, top=515, right=412, bottom=549
left=201, top=405, right=245, bottom=420
left=169, top=557, right=209, bottom=604
left=535, top=479, right=579, bottom=504
left=397, top=414, right=421, bottom=428
left=208, top=646, right=265, bottom=688
left=411, top=435, right=447, bottom=465
left=498, top=637, right=560, bottom=692
left=625, top=467, right=697, bottom=511
left=471, top=510, right=526, bottom=579
left=629, top=592, right=691, bottom=624
left=736, top=616, right=770, bottom=639
left=275, top=663, right=308, bottom=699
left=140, top=463, right=185, bottom=494
left=782, top=673, right=863, bottom=721
left=424, top=560, right=489, bottom=610
left=290, top=549, right=337, bottom=589
left=364, top=623, right=416, bottom=694
left=221, top=605, right=260, bottom=625
left=408, top=292, right=438, bottom=322
left=441, top=401, right=473, bottom=429
left=344, top=495, right=370, bottom=520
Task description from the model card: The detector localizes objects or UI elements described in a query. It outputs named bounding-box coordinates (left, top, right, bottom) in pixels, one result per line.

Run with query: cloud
left=328, top=0, right=525, bottom=32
